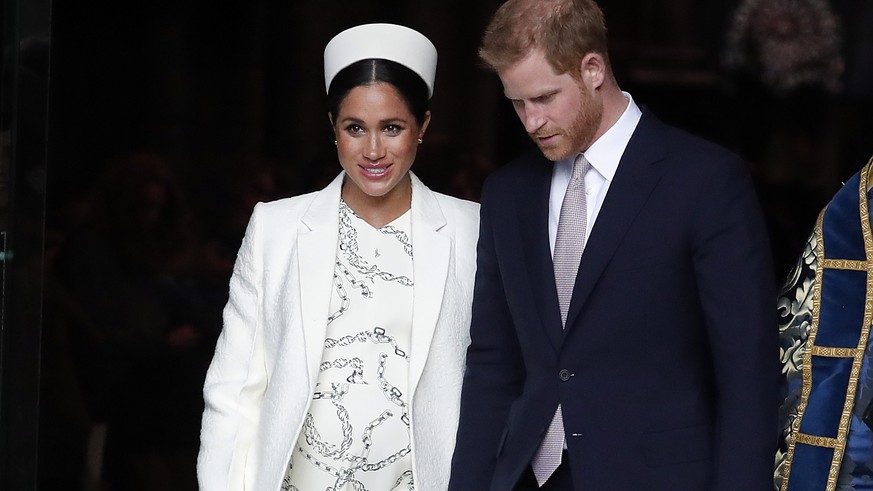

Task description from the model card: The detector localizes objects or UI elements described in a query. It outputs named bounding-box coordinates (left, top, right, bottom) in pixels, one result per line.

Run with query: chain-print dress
left=283, top=199, right=415, bottom=491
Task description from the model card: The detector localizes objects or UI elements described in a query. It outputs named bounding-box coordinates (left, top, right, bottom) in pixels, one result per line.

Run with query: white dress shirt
left=549, top=92, right=643, bottom=256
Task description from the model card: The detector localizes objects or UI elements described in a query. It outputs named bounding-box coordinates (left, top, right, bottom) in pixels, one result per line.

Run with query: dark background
left=2, top=0, right=872, bottom=489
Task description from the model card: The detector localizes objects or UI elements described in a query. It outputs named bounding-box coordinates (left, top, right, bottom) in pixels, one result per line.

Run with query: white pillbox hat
left=323, top=23, right=438, bottom=98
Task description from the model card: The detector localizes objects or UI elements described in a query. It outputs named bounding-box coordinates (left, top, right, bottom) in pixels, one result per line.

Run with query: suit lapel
left=408, top=173, right=450, bottom=398
left=516, top=155, right=565, bottom=351
left=298, top=173, right=344, bottom=387
left=563, top=112, right=666, bottom=332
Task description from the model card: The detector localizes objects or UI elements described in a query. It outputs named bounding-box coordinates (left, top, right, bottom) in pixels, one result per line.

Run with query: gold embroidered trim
left=810, top=346, right=863, bottom=358
left=822, top=259, right=868, bottom=271
left=795, top=432, right=840, bottom=448
left=781, top=159, right=873, bottom=491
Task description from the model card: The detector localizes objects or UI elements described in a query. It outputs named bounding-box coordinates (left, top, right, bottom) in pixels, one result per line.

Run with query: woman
left=197, top=23, right=480, bottom=491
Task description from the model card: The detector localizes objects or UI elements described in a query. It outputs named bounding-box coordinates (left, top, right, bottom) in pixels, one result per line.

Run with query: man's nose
left=522, top=105, right=546, bottom=134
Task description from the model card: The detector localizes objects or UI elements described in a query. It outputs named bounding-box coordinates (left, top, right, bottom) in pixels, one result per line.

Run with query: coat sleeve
left=197, top=204, right=269, bottom=491
left=690, top=155, right=779, bottom=490
left=448, top=179, right=527, bottom=491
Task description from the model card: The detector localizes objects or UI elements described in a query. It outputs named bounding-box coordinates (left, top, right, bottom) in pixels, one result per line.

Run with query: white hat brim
left=324, top=23, right=437, bottom=98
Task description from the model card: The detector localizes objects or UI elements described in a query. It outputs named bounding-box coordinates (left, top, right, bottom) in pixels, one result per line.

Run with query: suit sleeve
left=690, top=156, right=778, bottom=490
left=448, top=180, right=527, bottom=491
left=197, top=204, right=268, bottom=491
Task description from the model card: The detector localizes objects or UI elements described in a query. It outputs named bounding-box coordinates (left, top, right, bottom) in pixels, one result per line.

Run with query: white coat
left=197, top=172, right=479, bottom=490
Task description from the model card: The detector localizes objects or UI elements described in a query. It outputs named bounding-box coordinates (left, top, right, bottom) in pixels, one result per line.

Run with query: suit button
left=559, top=369, right=572, bottom=381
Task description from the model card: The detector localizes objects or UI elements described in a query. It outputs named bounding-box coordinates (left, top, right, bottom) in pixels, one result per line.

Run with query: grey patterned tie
left=532, top=154, right=589, bottom=486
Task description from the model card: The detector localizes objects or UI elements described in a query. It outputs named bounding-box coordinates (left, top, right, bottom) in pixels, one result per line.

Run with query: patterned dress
left=283, top=200, right=415, bottom=491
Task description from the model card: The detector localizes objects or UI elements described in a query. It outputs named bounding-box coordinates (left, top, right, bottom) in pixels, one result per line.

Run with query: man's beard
left=533, top=85, right=603, bottom=161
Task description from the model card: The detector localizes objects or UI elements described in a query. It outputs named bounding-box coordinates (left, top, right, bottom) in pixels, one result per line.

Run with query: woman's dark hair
left=327, top=58, right=430, bottom=126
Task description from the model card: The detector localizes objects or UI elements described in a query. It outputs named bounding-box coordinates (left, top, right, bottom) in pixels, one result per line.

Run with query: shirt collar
left=561, top=91, right=642, bottom=181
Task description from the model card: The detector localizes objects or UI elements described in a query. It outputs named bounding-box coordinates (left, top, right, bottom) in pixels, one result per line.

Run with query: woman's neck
left=342, top=174, right=412, bottom=228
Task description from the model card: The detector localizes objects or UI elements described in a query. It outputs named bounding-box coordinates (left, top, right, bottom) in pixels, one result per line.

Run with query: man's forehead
left=498, top=52, right=574, bottom=100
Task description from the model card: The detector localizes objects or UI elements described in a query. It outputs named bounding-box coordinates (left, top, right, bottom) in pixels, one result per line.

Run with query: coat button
left=559, top=369, right=572, bottom=381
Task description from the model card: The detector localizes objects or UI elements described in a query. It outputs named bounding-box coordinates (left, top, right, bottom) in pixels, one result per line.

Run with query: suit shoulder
left=485, top=150, right=551, bottom=191
left=630, top=116, right=749, bottom=190
left=657, top=121, right=745, bottom=169
left=639, top=118, right=762, bottom=211
left=251, top=190, right=319, bottom=222
left=432, top=192, right=480, bottom=226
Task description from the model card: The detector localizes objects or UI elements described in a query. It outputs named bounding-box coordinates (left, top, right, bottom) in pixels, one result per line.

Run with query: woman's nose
left=365, top=134, right=386, bottom=161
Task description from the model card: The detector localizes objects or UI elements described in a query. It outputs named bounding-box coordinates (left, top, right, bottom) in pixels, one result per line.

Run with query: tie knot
left=571, top=154, right=589, bottom=182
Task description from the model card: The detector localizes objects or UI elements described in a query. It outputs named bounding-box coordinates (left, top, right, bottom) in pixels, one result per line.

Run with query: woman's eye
left=345, top=124, right=364, bottom=135
left=384, top=124, right=402, bottom=135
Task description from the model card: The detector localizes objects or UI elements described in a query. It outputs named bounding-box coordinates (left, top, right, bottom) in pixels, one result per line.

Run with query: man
left=448, top=0, right=778, bottom=489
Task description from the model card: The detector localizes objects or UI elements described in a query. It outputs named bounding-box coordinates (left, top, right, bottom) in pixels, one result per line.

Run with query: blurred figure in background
left=53, top=151, right=222, bottom=491
left=723, top=0, right=844, bottom=279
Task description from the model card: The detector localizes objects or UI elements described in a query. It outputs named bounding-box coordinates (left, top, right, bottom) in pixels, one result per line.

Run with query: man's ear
left=580, top=53, right=606, bottom=90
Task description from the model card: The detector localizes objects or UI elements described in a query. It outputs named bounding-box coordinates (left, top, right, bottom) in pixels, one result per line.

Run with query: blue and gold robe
left=777, top=158, right=873, bottom=491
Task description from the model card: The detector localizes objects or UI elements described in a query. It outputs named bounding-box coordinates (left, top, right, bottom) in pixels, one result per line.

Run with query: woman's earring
left=334, top=140, right=338, bottom=146
left=417, top=138, right=423, bottom=145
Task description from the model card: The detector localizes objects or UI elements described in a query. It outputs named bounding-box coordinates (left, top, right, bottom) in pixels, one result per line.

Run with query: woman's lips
left=359, top=163, right=392, bottom=179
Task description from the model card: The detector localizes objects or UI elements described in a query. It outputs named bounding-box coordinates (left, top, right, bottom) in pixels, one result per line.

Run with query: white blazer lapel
left=408, top=173, right=451, bottom=397
left=297, top=172, right=344, bottom=387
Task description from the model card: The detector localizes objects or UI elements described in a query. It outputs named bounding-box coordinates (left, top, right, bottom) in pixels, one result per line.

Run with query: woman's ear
left=328, top=112, right=339, bottom=141
left=419, top=110, right=432, bottom=140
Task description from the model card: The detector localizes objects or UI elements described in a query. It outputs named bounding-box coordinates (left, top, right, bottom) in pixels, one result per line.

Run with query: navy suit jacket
left=448, top=111, right=778, bottom=490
